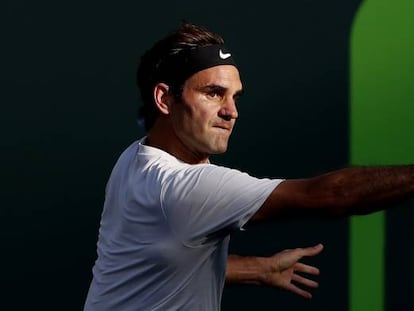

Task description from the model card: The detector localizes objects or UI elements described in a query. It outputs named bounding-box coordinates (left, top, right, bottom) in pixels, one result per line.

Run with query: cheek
left=182, top=100, right=215, bottom=126
left=171, top=104, right=204, bottom=134
left=177, top=92, right=220, bottom=128
left=193, top=108, right=217, bottom=130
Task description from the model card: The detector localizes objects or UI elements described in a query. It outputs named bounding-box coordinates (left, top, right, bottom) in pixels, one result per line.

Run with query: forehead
left=184, top=65, right=242, bottom=91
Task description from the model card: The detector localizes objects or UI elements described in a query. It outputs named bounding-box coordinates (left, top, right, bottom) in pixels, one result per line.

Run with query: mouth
left=213, top=125, right=232, bottom=132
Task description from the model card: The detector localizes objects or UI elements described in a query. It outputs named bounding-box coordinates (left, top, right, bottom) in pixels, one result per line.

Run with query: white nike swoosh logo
left=219, top=49, right=231, bottom=59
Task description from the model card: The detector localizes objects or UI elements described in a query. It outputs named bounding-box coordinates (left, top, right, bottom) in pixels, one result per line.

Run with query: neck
left=145, top=119, right=209, bottom=165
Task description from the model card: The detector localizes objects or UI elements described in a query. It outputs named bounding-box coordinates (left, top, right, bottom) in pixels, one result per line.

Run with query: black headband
left=159, top=44, right=237, bottom=84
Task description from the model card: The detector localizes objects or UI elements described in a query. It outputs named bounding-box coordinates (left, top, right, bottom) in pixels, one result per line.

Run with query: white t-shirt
left=84, top=138, right=283, bottom=311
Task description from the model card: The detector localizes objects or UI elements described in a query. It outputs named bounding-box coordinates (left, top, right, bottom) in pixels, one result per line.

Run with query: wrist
left=226, top=255, right=269, bottom=285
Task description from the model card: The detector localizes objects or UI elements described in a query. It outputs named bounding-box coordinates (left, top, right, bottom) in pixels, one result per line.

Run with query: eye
left=233, top=90, right=243, bottom=104
left=233, top=95, right=240, bottom=104
left=207, top=90, right=220, bottom=99
left=203, top=85, right=225, bottom=100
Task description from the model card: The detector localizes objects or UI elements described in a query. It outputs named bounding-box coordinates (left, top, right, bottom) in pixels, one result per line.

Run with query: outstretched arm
left=252, top=165, right=414, bottom=222
left=226, top=244, right=323, bottom=299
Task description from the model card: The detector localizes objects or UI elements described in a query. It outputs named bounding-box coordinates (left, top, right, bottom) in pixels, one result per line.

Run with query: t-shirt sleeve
left=160, top=164, right=283, bottom=247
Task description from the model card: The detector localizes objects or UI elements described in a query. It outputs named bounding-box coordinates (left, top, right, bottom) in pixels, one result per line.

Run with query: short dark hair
left=136, top=21, right=224, bottom=131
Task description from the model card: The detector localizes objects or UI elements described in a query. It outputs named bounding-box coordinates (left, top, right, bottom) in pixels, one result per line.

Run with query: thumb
left=300, top=243, right=324, bottom=257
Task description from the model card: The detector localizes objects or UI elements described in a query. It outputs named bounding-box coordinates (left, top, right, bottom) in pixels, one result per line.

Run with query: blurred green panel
left=350, top=0, right=414, bottom=310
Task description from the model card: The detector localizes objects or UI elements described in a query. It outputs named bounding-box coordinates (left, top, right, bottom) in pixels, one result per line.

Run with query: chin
left=203, top=137, right=229, bottom=155
left=210, top=145, right=228, bottom=155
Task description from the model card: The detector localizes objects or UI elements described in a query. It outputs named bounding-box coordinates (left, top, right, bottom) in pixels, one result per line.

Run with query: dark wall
left=2, top=1, right=361, bottom=310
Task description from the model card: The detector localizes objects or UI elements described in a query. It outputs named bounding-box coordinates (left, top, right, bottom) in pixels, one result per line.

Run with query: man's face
left=170, top=65, right=243, bottom=160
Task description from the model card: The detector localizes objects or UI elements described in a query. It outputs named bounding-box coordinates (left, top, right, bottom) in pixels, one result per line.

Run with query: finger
left=294, top=262, right=320, bottom=275
left=299, top=243, right=324, bottom=257
left=292, top=273, right=319, bottom=288
left=285, top=283, right=313, bottom=299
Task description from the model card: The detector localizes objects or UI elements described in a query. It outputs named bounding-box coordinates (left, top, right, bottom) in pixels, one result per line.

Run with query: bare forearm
left=310, top=165, right=414, bottom=216
left=258, top=165, right=414, bottom=221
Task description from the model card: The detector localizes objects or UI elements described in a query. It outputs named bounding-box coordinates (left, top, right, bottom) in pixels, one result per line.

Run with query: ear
left=153, top=82, right=172, bottom=115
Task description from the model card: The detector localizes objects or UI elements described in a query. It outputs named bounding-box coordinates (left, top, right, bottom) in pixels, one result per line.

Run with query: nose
left=218, top=99, right=238, bottom=121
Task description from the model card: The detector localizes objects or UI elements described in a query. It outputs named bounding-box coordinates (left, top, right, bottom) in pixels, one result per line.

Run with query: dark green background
left=4, top=1, right=410, bottom=310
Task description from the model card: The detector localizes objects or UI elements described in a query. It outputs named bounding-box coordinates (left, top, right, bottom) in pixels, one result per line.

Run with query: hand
left=262, top=243, right=323, bottom=299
